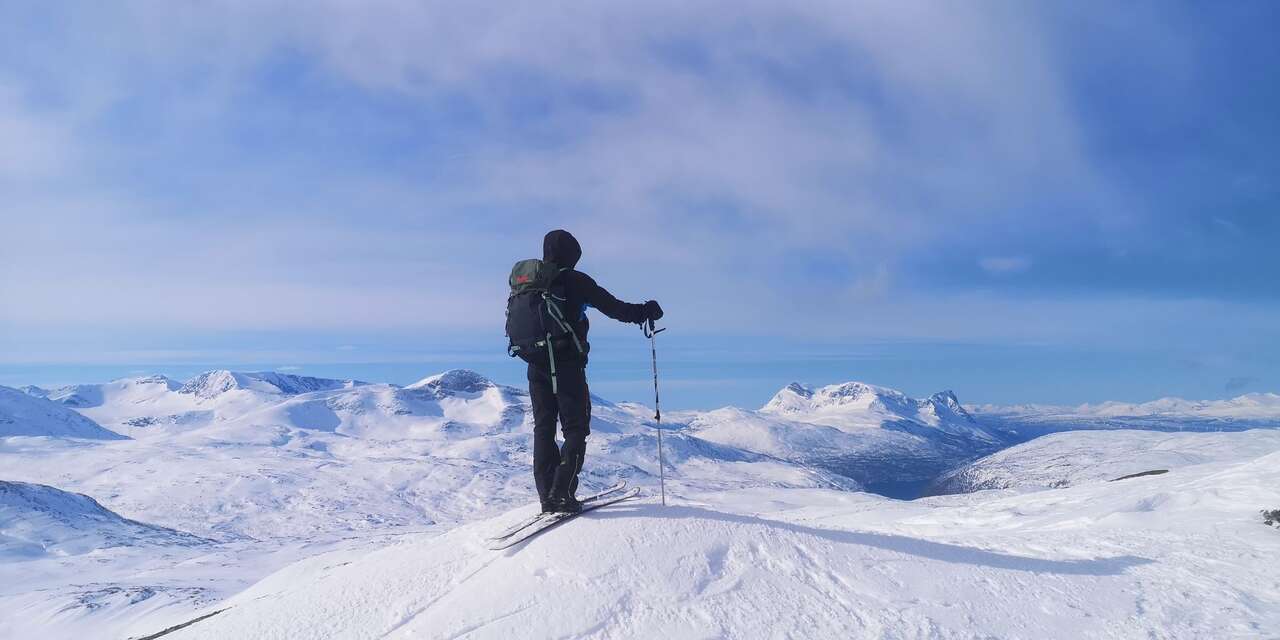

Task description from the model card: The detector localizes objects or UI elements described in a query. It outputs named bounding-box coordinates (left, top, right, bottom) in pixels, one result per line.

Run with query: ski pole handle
left=643, top=318, right=666, bottom=338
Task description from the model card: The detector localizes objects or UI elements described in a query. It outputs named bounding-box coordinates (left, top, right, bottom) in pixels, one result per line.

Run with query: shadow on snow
left=588, top=504, right=1153, bottom=577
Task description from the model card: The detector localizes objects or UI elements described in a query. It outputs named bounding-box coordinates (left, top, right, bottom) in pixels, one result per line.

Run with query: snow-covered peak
left=127, top=374, right=182, bottom=389
left=762, top=380, right=918, bottom=416
left=755, top=380, right=992, bottom=450
left=18, top=385, right=48, bottom=398
left=40, top=375, right=181, bottom=409
left=178, top=371, right=249, bottom=399
left=0, top=386, right=126, bottom=440
left=178, top=371, right=358, bottom=400
left=760, top=382, right=815, bottom=413
left=926, top=390, right=973, bottom=420
left=405, top=369, right=495, bottom=396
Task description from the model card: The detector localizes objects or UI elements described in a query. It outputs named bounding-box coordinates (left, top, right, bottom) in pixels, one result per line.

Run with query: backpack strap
left=542, top=290, right=584, bottom=354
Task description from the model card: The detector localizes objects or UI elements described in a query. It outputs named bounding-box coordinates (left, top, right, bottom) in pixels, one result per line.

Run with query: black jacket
left=543, top=229, right=647, bottom=361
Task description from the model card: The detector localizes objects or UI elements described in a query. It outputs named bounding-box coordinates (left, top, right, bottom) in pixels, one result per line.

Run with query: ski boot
left=547, top=494, right=582, bottom=514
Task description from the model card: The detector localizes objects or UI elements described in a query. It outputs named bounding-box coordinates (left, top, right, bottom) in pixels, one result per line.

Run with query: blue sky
left=1, top=2, right=1277, bottom=409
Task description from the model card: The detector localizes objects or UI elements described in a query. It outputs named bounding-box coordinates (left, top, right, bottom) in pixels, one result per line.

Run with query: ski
left=487, top=487, right=641, bottom=550
left=485, top=481, right=627, bottom=543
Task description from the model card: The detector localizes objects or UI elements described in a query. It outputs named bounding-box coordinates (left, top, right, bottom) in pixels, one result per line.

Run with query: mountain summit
left=405, top=369, right=495, bottom=396
left=762, top=381, right=983, bottom=434
left=178, top=371, right=360, bottom=399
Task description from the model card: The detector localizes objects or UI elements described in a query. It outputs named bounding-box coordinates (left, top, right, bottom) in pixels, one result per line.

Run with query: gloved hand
left=642, top=300, right=664, bottom=322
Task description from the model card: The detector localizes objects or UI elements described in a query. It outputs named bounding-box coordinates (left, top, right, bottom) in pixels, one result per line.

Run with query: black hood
left=543, top=229, right=582, bottom=269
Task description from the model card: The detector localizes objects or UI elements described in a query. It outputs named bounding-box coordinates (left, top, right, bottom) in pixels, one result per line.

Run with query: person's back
left=515, top=229, right=662, bottom=513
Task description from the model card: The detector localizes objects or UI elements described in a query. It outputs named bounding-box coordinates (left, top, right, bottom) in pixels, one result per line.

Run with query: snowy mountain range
left=976, top=392, right=1280, bottom=420
left=3, top=369, right=1279, bottom=638
left=8, top=371, right=1003, bottom=497
left=972, top=393, right=1280, bottom=441
left=689, top=381, right=1001, bottom=497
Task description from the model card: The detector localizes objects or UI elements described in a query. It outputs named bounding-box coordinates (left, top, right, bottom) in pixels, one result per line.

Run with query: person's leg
left=527, top=363, right=560, bottom=508
left=549, top=364, right=591, bottom=505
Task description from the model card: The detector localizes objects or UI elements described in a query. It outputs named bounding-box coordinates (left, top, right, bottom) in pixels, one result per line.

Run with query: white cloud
left=0, top=87, right=74, bottom=180
left=978, top=256, right=1032, bottom=275
left=0, top=1, right=1187, bottom=343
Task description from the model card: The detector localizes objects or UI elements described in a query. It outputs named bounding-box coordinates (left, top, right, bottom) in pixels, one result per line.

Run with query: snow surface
left=0, top=385, right=125, bottom=440
left=167, top=443, right=1280, bottom=639
left=3, top=370, right=1280, bottom=638
left=0, top=480, right=203, bottom=558
left=929, top=429, right=1280, bottom=495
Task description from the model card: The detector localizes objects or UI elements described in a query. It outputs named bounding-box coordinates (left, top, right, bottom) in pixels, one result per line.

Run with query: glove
left=642, top=300, right=664, bottom=322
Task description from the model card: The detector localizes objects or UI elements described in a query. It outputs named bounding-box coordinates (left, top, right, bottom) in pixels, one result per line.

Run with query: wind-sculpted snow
left=162, top=444, right=1280, bottom=639
left=0, top=385, right=126, bottom=440
left=927, top=429, right=1280, bottom=495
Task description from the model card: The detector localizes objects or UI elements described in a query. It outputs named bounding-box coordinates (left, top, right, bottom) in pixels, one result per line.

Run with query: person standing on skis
left=505, top=229, right=663, bottom=513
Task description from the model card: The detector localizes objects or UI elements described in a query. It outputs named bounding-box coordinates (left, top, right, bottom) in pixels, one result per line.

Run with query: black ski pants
left=527, top=362, right=591, bottom=502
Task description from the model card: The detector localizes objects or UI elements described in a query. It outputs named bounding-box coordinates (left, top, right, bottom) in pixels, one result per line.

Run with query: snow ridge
left=178, top=370, right=359, bottom=399
left=0, top=480, right=204, bottom=557
left=928, top=429, right=1280, bottom=495
left=405, top=369, right=495, bottom=395
left=0, top=385, right=126, bottom=440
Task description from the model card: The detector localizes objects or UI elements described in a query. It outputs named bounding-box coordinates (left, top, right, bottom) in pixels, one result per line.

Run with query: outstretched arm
left=576, top=272, right=648, bottom=324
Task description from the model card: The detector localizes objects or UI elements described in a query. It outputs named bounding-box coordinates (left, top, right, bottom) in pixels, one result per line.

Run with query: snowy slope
left=156, top=437, right=1280, bottom=639
left=0, top=481, right=203, bottom=558
left=38, top=374, right=182, bottom=408
left=928, top=428, right=1280, bottom=495
left=0, top=385, right=125, bottom=440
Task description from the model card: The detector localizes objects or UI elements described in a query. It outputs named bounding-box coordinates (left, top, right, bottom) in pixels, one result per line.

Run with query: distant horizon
left=5, top=336, right=1276, bottom=411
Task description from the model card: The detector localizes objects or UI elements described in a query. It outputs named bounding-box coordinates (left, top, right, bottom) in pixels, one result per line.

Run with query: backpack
left=505, top=259, right=585, bottom=393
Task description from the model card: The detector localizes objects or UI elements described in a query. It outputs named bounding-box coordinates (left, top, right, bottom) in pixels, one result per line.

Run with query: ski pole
left=643, top=318, right=667, bottom=507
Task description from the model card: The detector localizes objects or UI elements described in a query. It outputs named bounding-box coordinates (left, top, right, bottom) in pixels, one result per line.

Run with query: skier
left=511, top=230, right=662, bottom=514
